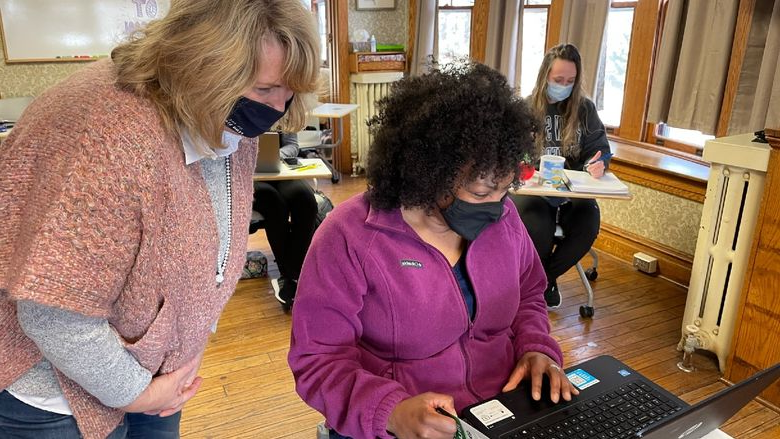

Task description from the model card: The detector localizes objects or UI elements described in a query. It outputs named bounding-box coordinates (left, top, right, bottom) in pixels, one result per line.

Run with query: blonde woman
left=510, top=43, right=611, bottom=309
left=0, top=1, right=319, bottom=438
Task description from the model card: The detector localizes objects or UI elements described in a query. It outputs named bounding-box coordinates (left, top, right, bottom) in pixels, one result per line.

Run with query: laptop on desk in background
left=461, top=355, right=780, bottom=439
left=255, top=132, right=282, bottom=173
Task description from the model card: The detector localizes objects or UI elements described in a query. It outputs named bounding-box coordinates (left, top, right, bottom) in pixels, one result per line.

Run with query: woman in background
left=253, top=132, right=318, bottom=311
left=0, top=1, right=319, bottom=437
left=511, top=43, right=612, bottom=309
left=289, top=62, right=577, bottom=439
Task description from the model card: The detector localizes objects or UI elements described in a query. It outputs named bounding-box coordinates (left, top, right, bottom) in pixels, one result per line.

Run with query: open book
left=563, top=170, right=629, bottom=195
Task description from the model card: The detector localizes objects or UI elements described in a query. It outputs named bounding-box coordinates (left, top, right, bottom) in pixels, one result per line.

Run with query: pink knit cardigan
left=0, top=60, right=256, bottom=438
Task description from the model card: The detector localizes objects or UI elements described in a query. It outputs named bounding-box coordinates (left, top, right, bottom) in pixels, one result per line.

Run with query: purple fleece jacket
left=288, top=193, right=562, bottom=438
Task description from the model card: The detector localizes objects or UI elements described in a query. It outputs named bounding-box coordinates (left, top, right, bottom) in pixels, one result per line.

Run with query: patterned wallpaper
left=0, top=33, right=91, bottom=98
left=348, top=0, right=409, bottom=46
left=599, top=181, right=703, bottom=256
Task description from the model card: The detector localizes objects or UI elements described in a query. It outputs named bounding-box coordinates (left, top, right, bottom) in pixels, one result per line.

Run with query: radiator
left=350, top=72, right=403, bottom=175
left=681, top=133, right=771, bottom=371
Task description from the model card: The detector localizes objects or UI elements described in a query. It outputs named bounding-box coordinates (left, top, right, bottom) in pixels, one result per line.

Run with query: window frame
left=595, top=1, right=638, bottom=130
left=436, top=1, right=476, bottom=63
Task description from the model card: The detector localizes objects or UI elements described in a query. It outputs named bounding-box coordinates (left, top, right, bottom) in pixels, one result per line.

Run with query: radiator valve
left=677, top=325, right=700, bottom=373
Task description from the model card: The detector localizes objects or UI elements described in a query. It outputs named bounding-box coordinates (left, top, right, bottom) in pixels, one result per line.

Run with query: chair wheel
left=331, top=175, right=340, bottom=183
left=580, top=306, right=595, bottom=318
left=585, top=268, right=598, bottom=281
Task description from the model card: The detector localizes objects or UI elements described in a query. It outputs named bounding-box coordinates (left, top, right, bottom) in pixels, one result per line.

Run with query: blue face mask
left=225, top=96, right=293, bottom=138
left=547, top=81, right=573, bottom=103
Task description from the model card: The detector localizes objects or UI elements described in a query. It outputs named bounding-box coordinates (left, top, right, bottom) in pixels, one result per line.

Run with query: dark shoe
left=273, top=277, right=297, bottom=312
left=544, top=281, right=561, bottom=308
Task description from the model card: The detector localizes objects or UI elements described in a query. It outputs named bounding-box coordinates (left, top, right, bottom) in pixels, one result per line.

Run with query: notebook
left=460, top=355, right=780, bottom=439
left=563, top=170, right=629, bottom=195
left=255, top=132, right=282, bottom=173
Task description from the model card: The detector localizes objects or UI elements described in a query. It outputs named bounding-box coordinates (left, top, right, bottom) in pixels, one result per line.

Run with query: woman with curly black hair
left=288, top=62, right=577, bottom=439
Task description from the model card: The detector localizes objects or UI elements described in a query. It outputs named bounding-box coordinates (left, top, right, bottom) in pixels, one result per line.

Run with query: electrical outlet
left=633, top=252, right=658, bottom=274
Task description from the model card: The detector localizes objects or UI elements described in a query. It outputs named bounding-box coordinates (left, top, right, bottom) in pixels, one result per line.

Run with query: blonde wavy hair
left=111, top=0, right=321, bottom=150
left=529, top=43, right=585, bottom=158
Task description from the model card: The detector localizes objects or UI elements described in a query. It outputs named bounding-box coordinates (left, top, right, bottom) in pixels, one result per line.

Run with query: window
left=308, top=0, right=329, bottom=67
left=655, top=124, right=714, bottom=150
left=594, top=1, right=637, bottom=128
left=437, top=0, right=475, bottom=64
left=519, top=0, right=551, bottom=97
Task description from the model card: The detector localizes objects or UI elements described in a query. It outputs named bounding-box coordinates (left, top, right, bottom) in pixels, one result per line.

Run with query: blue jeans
left=329, top=429, right=352, bottom=439
left=0, top=390, right=181, bottom=438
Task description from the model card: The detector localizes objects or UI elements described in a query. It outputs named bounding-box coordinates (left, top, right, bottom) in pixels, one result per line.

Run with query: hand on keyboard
left=502, top=352, right=579, bottom=403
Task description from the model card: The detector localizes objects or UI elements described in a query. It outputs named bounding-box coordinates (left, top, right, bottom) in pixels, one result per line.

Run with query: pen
left=295, top=164, right=318, bottom=172
left=585, top=152, right=613, bottom=166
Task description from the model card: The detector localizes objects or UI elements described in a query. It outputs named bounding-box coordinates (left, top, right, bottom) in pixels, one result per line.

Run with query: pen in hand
left=584, top=151, right=613, bottom=167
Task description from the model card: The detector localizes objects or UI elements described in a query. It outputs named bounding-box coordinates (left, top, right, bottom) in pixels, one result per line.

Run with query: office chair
left=553, top=224, right=598, bottom=318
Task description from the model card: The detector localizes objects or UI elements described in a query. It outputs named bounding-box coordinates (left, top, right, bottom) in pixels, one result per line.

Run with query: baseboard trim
left=595, top=223, right=693, bottom=287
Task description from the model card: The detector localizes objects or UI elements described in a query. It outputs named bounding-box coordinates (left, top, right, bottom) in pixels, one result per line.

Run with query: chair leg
left=576, top=262, right=595, bottom=318
left=589, top=248, right=599, bottom=270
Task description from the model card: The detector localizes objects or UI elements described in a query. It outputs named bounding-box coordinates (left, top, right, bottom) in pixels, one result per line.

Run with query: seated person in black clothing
left=510, top=43, right=611, bottom=309
left=253, top=132, right=317, bottom=311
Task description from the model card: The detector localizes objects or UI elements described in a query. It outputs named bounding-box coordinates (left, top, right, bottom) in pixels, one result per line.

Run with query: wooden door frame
left=332, top=0, right=353, bottom=174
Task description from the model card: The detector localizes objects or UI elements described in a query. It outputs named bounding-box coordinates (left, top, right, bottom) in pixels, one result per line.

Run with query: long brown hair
left=111, top=0, right=320, bottom=152
left=529, top=43, right=585, bottom=158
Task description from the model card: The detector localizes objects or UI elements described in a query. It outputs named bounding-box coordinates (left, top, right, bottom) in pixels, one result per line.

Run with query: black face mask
left=224, top=96, right=293, bottom=138
left=441, top=195, right=506, bottom=241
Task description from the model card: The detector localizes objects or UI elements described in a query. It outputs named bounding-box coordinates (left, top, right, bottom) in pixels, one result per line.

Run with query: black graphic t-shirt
left=539, top=97, right=611, bottom=207
left=543, top=97, right=610, bottom=171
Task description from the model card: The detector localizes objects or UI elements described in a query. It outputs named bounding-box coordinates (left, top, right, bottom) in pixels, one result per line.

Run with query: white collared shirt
left=181, top=129, right=243, bottom=164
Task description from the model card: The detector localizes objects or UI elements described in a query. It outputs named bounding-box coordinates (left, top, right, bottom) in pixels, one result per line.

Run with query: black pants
left=253, top=179, right=317, bottom=280
left=510, top=195, right=600, bottom=282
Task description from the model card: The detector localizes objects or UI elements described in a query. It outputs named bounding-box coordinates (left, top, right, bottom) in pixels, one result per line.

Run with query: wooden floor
left=180, top=176, right=780, bottom=438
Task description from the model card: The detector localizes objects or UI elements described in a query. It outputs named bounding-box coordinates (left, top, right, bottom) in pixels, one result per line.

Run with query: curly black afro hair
left=366, top=61, right=539, bottom=210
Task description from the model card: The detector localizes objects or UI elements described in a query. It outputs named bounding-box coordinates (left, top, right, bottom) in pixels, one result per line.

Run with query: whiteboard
left=0, top=0, right=170, bottom=62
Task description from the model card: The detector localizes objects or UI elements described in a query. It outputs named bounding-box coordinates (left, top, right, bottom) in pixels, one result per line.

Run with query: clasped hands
left=121, top=350, right=205, bottom=417
left=386, top=352, right=579, bottom=439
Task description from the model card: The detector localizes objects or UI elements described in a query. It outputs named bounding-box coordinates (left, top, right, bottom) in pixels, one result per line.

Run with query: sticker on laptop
left=618, top=369, right=632, bottom=377
left=469, top=399, right=515, bottom=428
left=566, top=368, right=601, bottom=390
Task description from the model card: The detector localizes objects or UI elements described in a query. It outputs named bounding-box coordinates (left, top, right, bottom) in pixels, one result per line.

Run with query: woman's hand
left=585, top=151, right=605, bottom=178
left=502, top=352, right=579, bottom=404
left=387, top=392, right=458, bottom=439
left=121, top=353, right=204, bottom=416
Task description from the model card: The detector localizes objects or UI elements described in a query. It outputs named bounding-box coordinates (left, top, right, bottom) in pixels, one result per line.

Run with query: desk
left=253, top=158, right=331, bottom=182
left=308, top=103, right=359, bottom=183
left=511, top=172, right=632, bottom=200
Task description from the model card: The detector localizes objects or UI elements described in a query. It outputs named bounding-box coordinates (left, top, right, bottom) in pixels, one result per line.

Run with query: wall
left=348, top=0, right=408, bottom=46
left=599, top=181, right=702, bottom=255
left=0, top=33, right=91, bottom=98
left=347, top=0, right=408, bottom=162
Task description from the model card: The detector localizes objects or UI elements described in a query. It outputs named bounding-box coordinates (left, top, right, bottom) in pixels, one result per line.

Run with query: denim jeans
left=329, top=429, right=352, bottom=439
left=0, top=390, right=181, bottom=439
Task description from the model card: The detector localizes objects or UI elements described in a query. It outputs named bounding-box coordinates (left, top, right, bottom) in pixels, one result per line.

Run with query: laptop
left=461, top=355, right=780, bottom=439
left=255, top=132, right=281, bottom=173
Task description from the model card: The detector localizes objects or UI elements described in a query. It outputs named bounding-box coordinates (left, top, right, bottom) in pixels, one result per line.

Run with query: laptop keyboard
left=502, top=380, right=683, bottom=439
